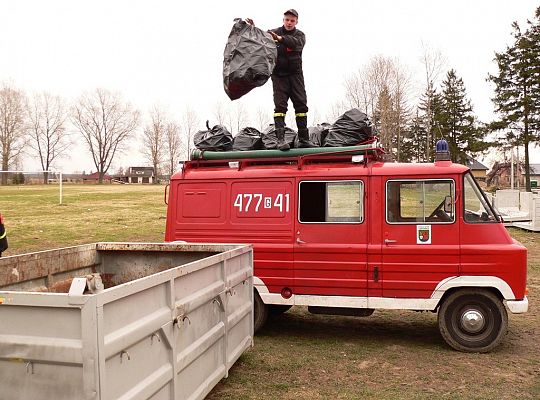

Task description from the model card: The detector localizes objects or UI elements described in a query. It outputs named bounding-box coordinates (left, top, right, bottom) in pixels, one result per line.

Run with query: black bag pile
left=232, top=127, right=264, bottom=151
left=324, top=108, right=373, bottom=147
left=261, top=125, right=297, bottom=150
left=308, top=123, right=332, bottom=146
left=223, top=19, right=277, bottom=100
left=194, top=121, right=233, bottom=151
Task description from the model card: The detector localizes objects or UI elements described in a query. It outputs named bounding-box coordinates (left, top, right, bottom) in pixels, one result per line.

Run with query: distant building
left=524, top=164, right=540, bottom=189
left=82, top=172, right=111, bottom=184
left=113, top=167, right=155, bottom=184
left=466, top=157, right=489, bottom=182
left=486, top=161, right=524, bottom=189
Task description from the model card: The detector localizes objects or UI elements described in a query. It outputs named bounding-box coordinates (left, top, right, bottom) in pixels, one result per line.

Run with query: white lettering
left=244, top=194, right=253, bottom=212
left=254, top=194, right=263, bottom=212
left=274, top=194, right=283, bottom=212
left=234, top=194, right=242, bottom=211
left=235, top=193, right=290, bottom=214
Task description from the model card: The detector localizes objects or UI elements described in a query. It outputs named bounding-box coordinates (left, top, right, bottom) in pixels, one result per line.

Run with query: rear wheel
left=438, top=289, right=508, bottom=353
left=253, top=290, right=268, bottom=333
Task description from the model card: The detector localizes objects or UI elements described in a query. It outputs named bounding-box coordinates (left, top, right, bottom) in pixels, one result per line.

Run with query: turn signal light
left=524, top=287, right=529, bottom=296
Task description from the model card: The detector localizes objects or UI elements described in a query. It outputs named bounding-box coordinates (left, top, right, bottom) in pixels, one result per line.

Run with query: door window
left=463, top=173, right=499, bottom=223
left=299, top=181, right=364, bottom=223
left=387, top=180, right=455, bottom=224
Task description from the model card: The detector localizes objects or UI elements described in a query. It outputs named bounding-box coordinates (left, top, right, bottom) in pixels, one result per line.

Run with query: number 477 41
left=233, top=193, right=290, bottom=213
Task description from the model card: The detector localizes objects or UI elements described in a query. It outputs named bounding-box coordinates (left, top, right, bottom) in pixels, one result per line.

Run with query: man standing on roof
left=247, top=9, right=315, bottom=151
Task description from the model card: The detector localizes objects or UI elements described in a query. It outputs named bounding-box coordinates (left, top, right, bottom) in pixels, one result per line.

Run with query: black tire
left=438, top=289, right=508, bottom=353
left=253, top=290, right=269, bottom=333
left=269, top=304, right=292, bottom=316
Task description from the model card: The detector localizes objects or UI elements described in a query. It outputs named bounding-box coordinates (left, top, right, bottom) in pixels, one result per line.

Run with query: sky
left=1, top=0, right=539, bottom=173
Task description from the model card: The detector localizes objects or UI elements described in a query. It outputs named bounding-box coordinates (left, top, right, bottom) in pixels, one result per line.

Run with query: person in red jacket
left=0, top=213, right=7, bottom=257
left=247, top=9, right=315, bottom=150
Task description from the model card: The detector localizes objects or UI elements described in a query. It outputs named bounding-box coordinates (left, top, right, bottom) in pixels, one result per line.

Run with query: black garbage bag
left=194, top=121, right=233, bottom=151
left=232, top=127, right=264, bottom=151
left=309, top=123, right=332, bottom=146
left=261, top=125, right=297, bottom=150
left=324, top=108, right=373, bottom=147
left=223, top=19, right=277, bottom=100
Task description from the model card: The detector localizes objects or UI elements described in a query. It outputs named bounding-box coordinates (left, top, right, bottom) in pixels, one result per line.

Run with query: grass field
left=0, top=184, right=538, bottom=399
left=0, top=184, right=168, bottom=254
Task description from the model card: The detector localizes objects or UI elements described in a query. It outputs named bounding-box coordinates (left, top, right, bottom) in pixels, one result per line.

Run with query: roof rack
left=190, top=141, right=385, bottom=167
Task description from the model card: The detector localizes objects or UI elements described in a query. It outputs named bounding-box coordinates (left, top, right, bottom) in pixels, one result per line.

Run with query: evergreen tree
left=488, top=7, right=540, bottom=191
left=439, top=69, right=486, bottom=163
left=417, top=84, right=444, bottom=161
left=372, top=85, right=395, bottom=157
left=402, top=109, right=425, bottom=162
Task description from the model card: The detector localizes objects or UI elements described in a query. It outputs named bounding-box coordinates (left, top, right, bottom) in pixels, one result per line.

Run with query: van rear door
left=294, top=179, right=368, bottom=297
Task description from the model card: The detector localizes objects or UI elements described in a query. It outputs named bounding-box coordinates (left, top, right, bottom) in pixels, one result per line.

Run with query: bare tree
left=141, top=106, right=167, bottom=181
left=344, top=56, right=397, bottom=118
left=0, top=83, right=27, bottom=185
left=326, top=100, right=348, bottom=122
left=232, top=102, right=248, bottom=134
left=182, top=106, right=200, bottom=159
left=212, top=101, right=227, bottom=126
left=71, top=88, right=139, bottom=183
left=420, top=43, right=447, bottom=160
left=164, top=121, right=183, bottom=177
left=392, top=60, right=412, bottom=161
left=255, top=107, right=271, bottom=132
left=343, top=56, right=412, bottom=159
left=27, top=92, right=70, bottom=183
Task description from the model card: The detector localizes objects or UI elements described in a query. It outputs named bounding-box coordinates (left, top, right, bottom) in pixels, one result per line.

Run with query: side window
left=463, top=173, right=498, bottom=223
left=299, top=181, right=364, bottom=223
left=387, top=180, right=455, bottom=224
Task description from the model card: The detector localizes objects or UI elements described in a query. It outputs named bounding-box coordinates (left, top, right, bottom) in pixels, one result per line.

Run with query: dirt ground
left=208, top=227, right=540, bottom=400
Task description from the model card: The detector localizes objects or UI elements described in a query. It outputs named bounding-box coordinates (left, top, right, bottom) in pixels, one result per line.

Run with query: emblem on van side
left=417, top=225, right=431, bottom=244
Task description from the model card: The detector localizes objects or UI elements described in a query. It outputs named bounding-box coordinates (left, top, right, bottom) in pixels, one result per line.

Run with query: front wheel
left=438, top=289, right=508, bottom=353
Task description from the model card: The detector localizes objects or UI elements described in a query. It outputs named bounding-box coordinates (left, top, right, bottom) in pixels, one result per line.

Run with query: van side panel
left=460, top=224, right=527, bottom=299
left=230, top=180, right=295, bottom=293
left=167, top=179, right=295, bottom=295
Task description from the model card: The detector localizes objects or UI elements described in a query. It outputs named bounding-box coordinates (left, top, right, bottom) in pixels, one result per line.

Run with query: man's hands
left=268, top=30, right=282, bottom=42
left=245, top=19, right=281, bottom=42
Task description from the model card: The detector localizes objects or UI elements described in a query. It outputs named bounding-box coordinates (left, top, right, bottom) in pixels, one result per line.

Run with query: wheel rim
left=460, top=309, right=485, bottom=334
left=451, top=303, right=495, bottom=344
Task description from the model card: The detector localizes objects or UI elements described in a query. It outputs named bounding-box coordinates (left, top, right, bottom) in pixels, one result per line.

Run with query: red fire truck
left=165, top=142, right=528, bottom=352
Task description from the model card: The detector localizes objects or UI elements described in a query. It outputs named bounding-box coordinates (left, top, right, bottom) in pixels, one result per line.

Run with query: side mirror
left=443, top=195, right=453, bottom=213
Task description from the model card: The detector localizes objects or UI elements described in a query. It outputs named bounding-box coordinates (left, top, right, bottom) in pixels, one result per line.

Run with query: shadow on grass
left=259, top=307, right=444, bottom=350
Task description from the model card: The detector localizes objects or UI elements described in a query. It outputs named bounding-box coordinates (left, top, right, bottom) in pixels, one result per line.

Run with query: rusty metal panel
left=0, top=242, right=253, bottom=400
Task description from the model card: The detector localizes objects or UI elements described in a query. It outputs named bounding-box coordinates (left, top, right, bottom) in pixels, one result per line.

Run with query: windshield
left=463, top=172, right=499, bottom=223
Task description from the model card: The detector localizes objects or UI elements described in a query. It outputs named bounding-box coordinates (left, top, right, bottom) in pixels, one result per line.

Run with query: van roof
left=172, top=158, right=469, bottom=181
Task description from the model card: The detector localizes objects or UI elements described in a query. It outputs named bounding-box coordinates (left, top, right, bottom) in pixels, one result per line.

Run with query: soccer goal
left=0, top=170, right=64, bottom=204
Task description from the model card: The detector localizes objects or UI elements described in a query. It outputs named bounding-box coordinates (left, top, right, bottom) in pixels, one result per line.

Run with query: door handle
left=373, top=266, right=379, bottom=282
left=296, top=237, right=306, bottom=244
left=384, top=239, right=397, bottom=245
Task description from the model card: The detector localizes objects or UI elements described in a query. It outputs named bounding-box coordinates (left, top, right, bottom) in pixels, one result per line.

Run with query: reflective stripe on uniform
left=273, top=112, right=286, bottom=117
left=295, top=112, right=307, bottom=117
left=0, top=230, right=6, bottom=240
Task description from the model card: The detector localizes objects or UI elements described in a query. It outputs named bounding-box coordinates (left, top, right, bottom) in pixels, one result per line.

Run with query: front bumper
left=505, top=296, right=529, bottom=313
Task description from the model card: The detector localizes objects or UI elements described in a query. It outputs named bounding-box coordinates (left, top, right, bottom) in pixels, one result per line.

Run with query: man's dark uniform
left=0, top=214, right=7, bottom=257
left=270, top=13, right=313, bottom=149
